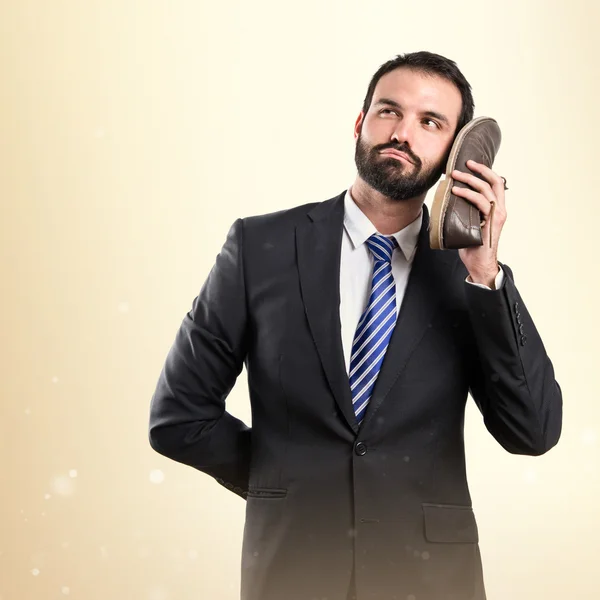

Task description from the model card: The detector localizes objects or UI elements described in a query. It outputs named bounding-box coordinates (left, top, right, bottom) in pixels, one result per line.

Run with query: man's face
left=354, top=67, right=462, bottom=202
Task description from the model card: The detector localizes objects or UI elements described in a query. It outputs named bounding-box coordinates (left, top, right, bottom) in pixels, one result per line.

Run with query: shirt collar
left=343, top=188, right=422, bottom=263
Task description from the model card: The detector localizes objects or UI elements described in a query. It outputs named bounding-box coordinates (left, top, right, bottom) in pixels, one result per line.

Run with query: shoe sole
left=429, top=116, right=494, bottom=250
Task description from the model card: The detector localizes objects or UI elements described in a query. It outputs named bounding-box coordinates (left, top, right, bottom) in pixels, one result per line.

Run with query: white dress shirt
left=339, top=188, right=504, bottom=374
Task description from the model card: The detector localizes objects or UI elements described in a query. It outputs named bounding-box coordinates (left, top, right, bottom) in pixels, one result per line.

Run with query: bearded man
left=149, top=51, right=562, bottom=600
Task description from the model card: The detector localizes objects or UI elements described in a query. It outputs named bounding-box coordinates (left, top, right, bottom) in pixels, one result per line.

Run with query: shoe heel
left=429, top=178, right=451, bottom=250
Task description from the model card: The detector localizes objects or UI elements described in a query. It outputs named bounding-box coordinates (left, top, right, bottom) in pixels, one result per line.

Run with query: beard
left=354, top=132, right=448, bottom=202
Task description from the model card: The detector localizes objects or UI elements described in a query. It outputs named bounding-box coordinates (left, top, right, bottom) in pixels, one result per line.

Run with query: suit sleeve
left=148, top=218, right=251, bottom=499
left=465, top=262, right=562, bottom=455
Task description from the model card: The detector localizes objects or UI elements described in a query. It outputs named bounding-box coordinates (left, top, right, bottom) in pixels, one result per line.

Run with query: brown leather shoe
left=429, top=116, right=502, bottom=250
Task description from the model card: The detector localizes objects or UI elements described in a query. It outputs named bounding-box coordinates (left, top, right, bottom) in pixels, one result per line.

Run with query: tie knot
left=366, top=233, right=398, bottom=263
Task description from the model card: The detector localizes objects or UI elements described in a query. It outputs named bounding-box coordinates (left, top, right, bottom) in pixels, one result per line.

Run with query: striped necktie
left=349, top=233, right=399, bottom=425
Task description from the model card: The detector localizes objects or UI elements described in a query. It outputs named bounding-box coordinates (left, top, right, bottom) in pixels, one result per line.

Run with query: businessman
left=149, top=51, right=562, bottom=600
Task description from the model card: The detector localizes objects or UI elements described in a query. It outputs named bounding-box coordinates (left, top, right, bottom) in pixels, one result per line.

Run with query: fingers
left=457, top=159, right=506, bottom=208
left=451, top=160, right=507, bottom=222
left=451, top=181, right=493, bottom=217
left=450, top=177, right=496, bottom=247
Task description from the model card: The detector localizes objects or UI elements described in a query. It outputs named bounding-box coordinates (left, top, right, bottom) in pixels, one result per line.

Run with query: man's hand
left=452, top=159, right=508, bottom=288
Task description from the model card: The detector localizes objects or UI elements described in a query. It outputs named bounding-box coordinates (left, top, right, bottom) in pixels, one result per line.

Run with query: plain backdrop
left=1, top=1, right=599, bottom=599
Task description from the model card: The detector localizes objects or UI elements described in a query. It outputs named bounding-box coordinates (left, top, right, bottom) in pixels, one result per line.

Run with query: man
left=149, top=51, right=562, bottom=600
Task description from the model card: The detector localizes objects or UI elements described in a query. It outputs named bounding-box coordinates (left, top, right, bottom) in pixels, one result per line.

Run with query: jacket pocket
left=422, top=503, right=479, bottom=543
left=246, top=487, right=287, bottom=499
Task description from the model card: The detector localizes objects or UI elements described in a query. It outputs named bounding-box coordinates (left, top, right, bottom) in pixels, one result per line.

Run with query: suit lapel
left=296, top=194, right=458, bottom=435
left=296, top=192, right=358, bottom=433
left=360, top=204, right=458, bottom=430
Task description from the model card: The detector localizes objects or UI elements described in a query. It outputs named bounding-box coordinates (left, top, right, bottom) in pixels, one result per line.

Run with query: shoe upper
left=442, top=117, right=502, bottom=249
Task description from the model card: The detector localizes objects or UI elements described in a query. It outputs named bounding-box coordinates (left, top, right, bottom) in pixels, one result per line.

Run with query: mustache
left=373, top=143, right=420, bottom=166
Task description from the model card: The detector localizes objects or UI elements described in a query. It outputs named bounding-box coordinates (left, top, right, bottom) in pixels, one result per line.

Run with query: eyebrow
left=374, top=98, right=451, bottom=128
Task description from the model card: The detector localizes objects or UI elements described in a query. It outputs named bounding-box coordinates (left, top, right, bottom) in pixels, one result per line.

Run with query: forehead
left=371, top=68, right=462, bottom=126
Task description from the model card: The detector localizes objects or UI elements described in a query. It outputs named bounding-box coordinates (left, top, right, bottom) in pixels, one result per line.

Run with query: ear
left=353, top=111, right=365, bottom=140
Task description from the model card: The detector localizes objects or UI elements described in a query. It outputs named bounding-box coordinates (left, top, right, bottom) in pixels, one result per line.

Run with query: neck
left=350, top=177, right=425, bottom=235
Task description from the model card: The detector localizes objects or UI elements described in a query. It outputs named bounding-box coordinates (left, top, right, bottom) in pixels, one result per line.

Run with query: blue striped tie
left=350, top=233, right=399, bottom=425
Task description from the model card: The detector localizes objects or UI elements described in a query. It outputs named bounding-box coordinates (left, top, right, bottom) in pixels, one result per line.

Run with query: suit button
left=514, top=302, right=519, bottom=310
left=516, top=311, right=521, bottom=321
left=518, top=324, right=525, bottom=334
left=225, top=482, right=233, bottom=489
left=355, top=442, right=367, bottom=456
left=520, top=335, right=528, bottom=346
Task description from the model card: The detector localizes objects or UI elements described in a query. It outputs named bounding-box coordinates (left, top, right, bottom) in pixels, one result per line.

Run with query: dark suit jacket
left=149, top=191, right=562, bottom=600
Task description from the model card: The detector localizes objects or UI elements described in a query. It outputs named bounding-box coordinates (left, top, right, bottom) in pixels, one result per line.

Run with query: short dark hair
left=361, top=51, right=475, bottom=136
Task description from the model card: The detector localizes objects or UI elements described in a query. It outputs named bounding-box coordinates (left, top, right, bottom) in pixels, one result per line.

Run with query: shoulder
left=243, top=191, right=344, bottom=228
left=237, top=190, right=346, bottom=243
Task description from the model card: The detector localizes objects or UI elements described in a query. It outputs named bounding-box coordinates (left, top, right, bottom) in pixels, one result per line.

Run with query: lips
left=379, top=149, right=414, bottom=164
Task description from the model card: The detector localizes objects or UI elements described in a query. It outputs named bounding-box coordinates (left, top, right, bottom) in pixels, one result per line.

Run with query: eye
left=380, top=108, right=399, bottom=116
left=423, top=118, right=440, bottom=129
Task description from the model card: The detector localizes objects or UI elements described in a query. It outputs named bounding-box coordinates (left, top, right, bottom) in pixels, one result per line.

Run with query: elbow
left=148, top=422, right=190, bottom=460
left=493, top=411, right=562, bottom=457
left=148, top=425, right=172, bottom=458
left=503, top=436, right=558, bottom=457
left=506, top=383, right=563, bottom=456
left=531, top=386, right=563, bottom=456
left=507, top=415, right=562, bottom=457
left=533, top=416, right=562, bottom=456
left=524, top=432, right=560, bottom=456
left=148, top=419, right=217, bottom=467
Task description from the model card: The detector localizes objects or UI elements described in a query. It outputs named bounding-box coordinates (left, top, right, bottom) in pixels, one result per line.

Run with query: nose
left=390, top=117, right=415, bottom=147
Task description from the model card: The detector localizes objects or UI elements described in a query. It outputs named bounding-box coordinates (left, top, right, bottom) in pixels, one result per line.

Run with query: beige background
left=1, top=0, right=599, bottom=598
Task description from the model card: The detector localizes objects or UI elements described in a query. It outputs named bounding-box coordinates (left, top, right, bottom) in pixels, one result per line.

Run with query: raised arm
left=465, top=263, right=563, bottom=455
